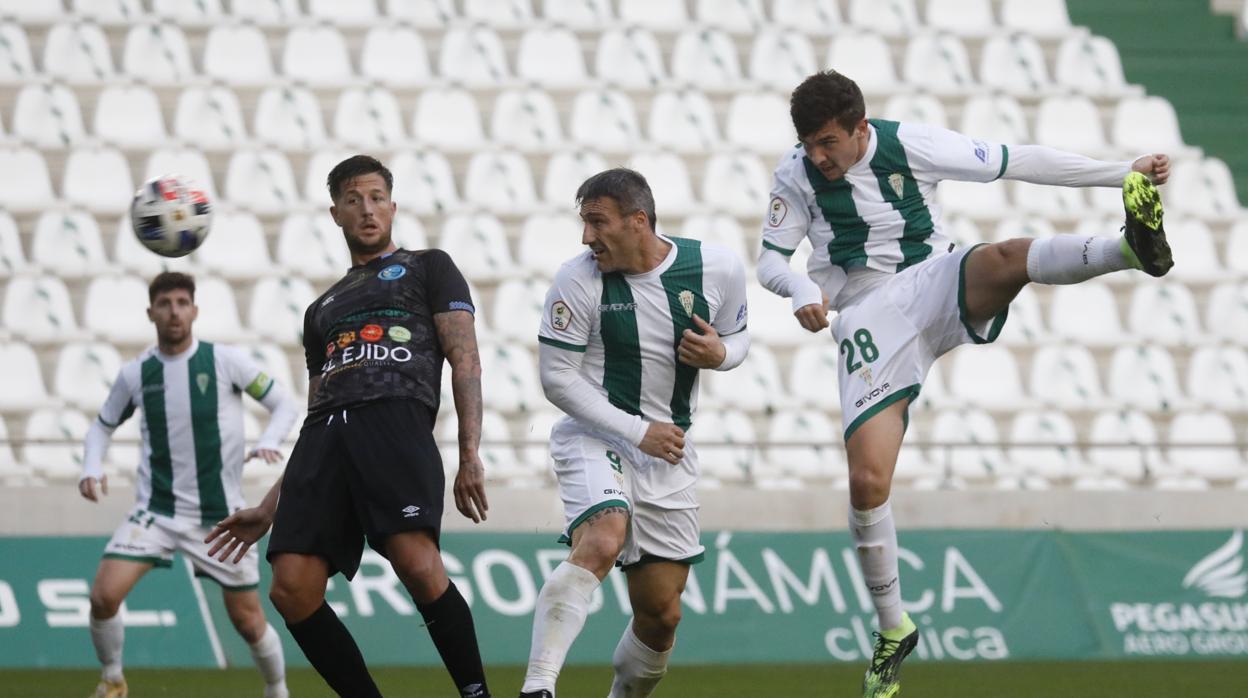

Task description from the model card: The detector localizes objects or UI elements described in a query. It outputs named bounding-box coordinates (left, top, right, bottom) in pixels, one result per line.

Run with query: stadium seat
left=1008, top=410, right=1082, bottom=481
left=726, top=93, right=797, bottom=156
left=978, top=34, right=1051, bottom=96
left=111, top=219, right=194, bottom=278
left=224, top=149, right=299, bottom=214
left=464, top=0, right=534, bottom=26
left=491, top=89, right=564, bottom=152
left=175, top=85, right=248, bottom=150
left=705, top=344, right=786, bottom=413
left=439, top=409, right=531, bottom=482
left=1107, top=345, right=1185, bottom=412
left=31, top=210, right=109, bottom=278
left=925, top=0, right=995, bottom=36
left=1185, top=346, right=1248, bottom=412
left=929, top=408, right=1011, bottom=481
left=0, top=146, right=54, bottom=212
left=1227, top=221, right=1248, bottom=277
left=847, top=0, right=919, bottom=36
left=1165, top=219, right=1226, bottom=282
left=71, top=0, right=141, bottom=22
left=247, top=277, right=316, bottom=347
left=595, top=28, right=667, bottom=88
left=702, top=154, right=769, bottom=217
left=765, top=410, right=843, bottom=480
left=693, top=0, right=764, bottom=33
left=943, top=216, right=985, bottom=248
left=647, top=90, right=719, bottom=153
left=518, top=213, right=584, bottom=279
left=772, top=0, right=843, bottom=32
left=54, top=341, right=123, bottom=410
left=959, top=94, right=1030, bottom=145
left=153, top=0, right=223, bottom=24
left=0, top=416, right=27, bottom=485
left=307, top=0, right=378, bottom=25
left=1112, top=96, right=1186, bottom=154
left=231, top=0, right=301, bottom=24
left=462, top=152, right=539, bottom=213
left=0, top=341, right=51, bottom=411
left=1055, top=35, right=1130, bottom=96
left=438, top=26, right=509, bottom=87
left=997, top=284, right=1046, bottom=347
left=569, top=89, right=642, bottom=153
left=253, top=86, right=327, bottom=150
left=283, top=24, right=352, bottom=86
left=491, top=278, right=546, bottom=342
left=680, top=213, right=748, bottom=262
left=122, top=22, right=194, bottom=84
left=437, top=213, right=517, bottom=282
left=388, top=149, right=461, bottom=213
left=882, top=94, right=949, bottom=129
left=243, top=343, right=300, bottom=409
left=145, top=147, right=220, bottom=202
left=1086, top=410, right=1163, bottom=481
left=396, top=212, right=433, bottom=249
left=333, top=87, right=406, bottom=149
left=826, top=33, right=898, bottom=92
left=277, top=212, right=351, bottom=281
left=82, top=274, right=154, bottom=344
left=3, top=275, right=79, bottom=342
left=94, top=83, right=166, bottom=148
left=991, top=217, right=1058, bottom=244
left=195, top=210, right=271, bottom=279
left=1047, top=282, right=1126, bottom=346
left=516, top=26, right=587, bottom=88
left=626, top=152, right=695, bottom=216
left=902, top=34, right=974, bottom=95
left=305, top=149, right=354, bottom=203
left=385, top=0, right=456, bottom=25
left=618, top=0, right=687, bottom=27
left=44, top=21, right=114, bottom=82
left=22, top=408, right=91, bottom=482
left=1035, top=96, right=1108, bottom=154
left=203, top=24, right=275, bottom=85
left=193, top=277, right=248, bottom=343
left=1010, top=183, right=1086, bottom=220
left=0, top=22, right=36, bottom=82
left=12, top=83, right=86, bottom=148
left=1028, top=344, right=1107, bottom=410
left=1168, top=158, right=1242, bottom=219
left=696, top=410, right=759, bottom=484
left=787, top=344, right=842, bottom=411
left=1126, top=282, right=1203, bottom=347
left=0, top=211, right=25, bottom=276
left=543, top=150, right=608, bottom=206
left=0, top=0, right=63, bottom=21
left=946, top=344, right=1027, bottom=410
left=540, top=0, right=611, bottom=27
left=671, top=28, right=742, bottom=89
left=360, top=24, right=431, bottom=87
left=479, top=343, right=542, bottom=413
left=63, top=147, right=133, bottom=214
left=1000, top=0, right=1073, bottom=38
left=1167, top=412, right=1243, bottom=481
left=936, top=179, right=1009, bottom=219
left=412, top=89, right=487, bottom=155
left=744, top=284, right=807, bottom=346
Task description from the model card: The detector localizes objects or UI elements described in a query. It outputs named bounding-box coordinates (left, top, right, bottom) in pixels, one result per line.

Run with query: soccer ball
left=130, top=174, right=213, bottom=258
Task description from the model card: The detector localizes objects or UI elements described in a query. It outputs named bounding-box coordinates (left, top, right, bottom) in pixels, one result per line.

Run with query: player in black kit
left=205, top=155, right=491, bottom=698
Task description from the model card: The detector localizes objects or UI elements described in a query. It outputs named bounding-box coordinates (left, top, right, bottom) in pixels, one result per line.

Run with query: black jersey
left=302, top=248, right=474, bottom=422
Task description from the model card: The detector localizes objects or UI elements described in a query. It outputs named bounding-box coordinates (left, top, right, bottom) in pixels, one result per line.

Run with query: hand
left=204, top=507, right=274, bottom=564
left=245, top=448, right=283, bottom=464
left=677, top=314, right=726, bottom=368
left=454, top=452, right=489, bottom=523
left=639, top=422, right=686, bottom=465
left=79, top=475, right=108, bottom=502
left=795, top=292, right=831, bottom=333
left=1131, top=153, right=1170, bottom=185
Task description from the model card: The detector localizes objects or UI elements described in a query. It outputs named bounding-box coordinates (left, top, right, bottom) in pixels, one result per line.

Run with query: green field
left=4, top=661, right=1246, bottom=697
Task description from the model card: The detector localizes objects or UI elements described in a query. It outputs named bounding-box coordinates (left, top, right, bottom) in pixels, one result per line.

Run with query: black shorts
left=267, top=399, right=444, bottom=580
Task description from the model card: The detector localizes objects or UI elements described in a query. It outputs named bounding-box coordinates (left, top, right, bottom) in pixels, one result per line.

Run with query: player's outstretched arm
left=434, top=309, right=489, bottom=523
left=79, top=419, right=114, bottom=502
left=205, top=474, right=282, bottom=564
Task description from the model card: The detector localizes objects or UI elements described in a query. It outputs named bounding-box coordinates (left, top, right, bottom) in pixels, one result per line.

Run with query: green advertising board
left=2, top=530, right=1246, bottom=668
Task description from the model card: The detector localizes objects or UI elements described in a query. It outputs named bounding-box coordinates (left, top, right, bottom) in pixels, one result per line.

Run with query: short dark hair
left=790, top=71, right=866, bottom=139
left=149, top=271, right=195, bottom=304
left=574, top=168, right=657, bottom=230
left=327, top=154, right=393, bottom=201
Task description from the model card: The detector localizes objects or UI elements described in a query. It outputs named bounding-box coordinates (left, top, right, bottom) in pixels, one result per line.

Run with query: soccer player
left=207, top=155, right=492, bottom=698
left=518, top=168, right=750, bottom=698
left=78, top=271, right=299, bottom=698
left=757, top=71, right=1173, bottom=697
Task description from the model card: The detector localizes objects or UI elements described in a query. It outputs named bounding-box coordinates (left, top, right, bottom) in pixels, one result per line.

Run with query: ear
left=146, top=306, right=155, bottom=324
left=853, top=118, right=869, bottom=138
left=189, top=304, right=199, bottom=323
left=329, top=204, right=340, bottom=227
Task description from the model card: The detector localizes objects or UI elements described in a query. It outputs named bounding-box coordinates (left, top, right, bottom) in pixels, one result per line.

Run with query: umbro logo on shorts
left=402, top=505, right=421, bottom=518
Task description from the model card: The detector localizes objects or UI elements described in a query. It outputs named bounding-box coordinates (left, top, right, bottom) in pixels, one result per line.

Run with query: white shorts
left=549, top=420, right=705, bottom=569
left=832, top=245, right=1008, bottom=441
left=103, top=504, right=261, bottom=590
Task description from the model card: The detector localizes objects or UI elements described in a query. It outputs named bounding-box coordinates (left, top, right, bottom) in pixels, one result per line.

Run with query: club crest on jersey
left=551, top=300, right=573, bottom=331
left=377, top=264, right=406, bottom=281
left=887, top=173, right=905, bottom=198
left=196, top=372, right=210, bottom=394
left=678, top=290, right=695, bottom=317
left=860, top=366, right=875, bottom=387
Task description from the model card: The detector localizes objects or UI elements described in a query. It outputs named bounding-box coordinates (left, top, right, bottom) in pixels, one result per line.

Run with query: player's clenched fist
left=795, top=292, right=831, bottom=333
left=639, top=422, right=686, bottom=464
left=677, top=314, right=726, bottom=368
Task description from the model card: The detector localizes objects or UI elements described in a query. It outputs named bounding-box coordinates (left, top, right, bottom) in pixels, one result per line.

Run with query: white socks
left=851, top=500, right=904, bottom=632
left=608, top=621, right=671, bottom=698
left=1025, top=235, right=1128, bottom=285
left=90, top=613, right=125, bottom=682
left=521, top=561, right=601, bottom=694
left=249, top=623, right=288, bottom=698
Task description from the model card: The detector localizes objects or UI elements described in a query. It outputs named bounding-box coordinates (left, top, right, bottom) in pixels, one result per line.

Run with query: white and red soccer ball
left=130, top=174, right=213, bottom=258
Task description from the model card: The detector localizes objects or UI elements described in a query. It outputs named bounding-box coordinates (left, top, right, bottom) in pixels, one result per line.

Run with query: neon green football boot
left=1120, top=172, right=1172, bottom=277
left=862, top=613, right=919, bottom=698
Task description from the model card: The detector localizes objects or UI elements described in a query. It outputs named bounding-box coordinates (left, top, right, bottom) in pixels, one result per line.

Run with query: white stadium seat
left=479, top=344, right=542, bottom=413
left=648, top=90, right=719, bottom=153
left=1107, top=345, right=1185, bottom=412
left=23, top=408, right=91, bottom=482
left=491, top=278, right=545, bottom=342
left=195, top=210, right=271, bottom=279
left=31, top=210, right=109, bottom=278
left=765, top=410, right=843, bottom=480
left=569, top=90, right=642, bottom=153
left=1055, top=35, right=1130, bottom=96
left=412, top=88, right=486, bottom=153
left=0, top=22, right=36, bottom=82
left=748, top=30, right=817, bottom=92
left=1126, top=282, right=1203, bottom=347
left=283, top=25, right=353, bottom=86
left=518, top=213, right=584, bottom=279
left=72, top=0, right=141, bottom=23
left=203, top=24, right=275, bottom=85
left=930, top=409, right=1011, bottom=481
left=960, top=94, right=1030, bottom=145
left=437, top=214, right=516, bottom=283
left=1112, top=96, right=1186, bottom=153
left=979, top=34, right=1050, bottom=96
left=1008, top=410, right=1082, bottom=481
left=540, top=0, right=612, bottom=27
left=773, top=0, right=843, bottom=32
left=0, top=416, right=26, bottom=485
left=702, top=154, right=769, bottom=217
left=0, top=211, right=26, bottom=276
left=1087, top=410, right=1163, bottom=481
left=946, top=345, right=1027, bottom=410
left=1029, top=345, right=1106, bottom=410
left=1185, top=346, right=1248, bottom=412
left=361, top=25, right=432, bottom=87
left=744, top=284, right=808, bottom=347
left=224, top=149, right=299, bottom=214
left=389, top=149, right=461, bottom=213
left=694, top=0, right=764, bottom=33
left=44, top=21, right=114, bottom=82
left=848, top=0, right=919, bottom=36
left=145, top=147, right=220, bottom=201
left=517, top=408, right=560, bottom=473
left=438, top=409, right=531, bottom=483
left=439, top=26, right=509, bottom=87
left=153, top=0, right=223, bottom=24
left=826, top=33, right=898, bottom=92
left=2, top=276, right=79, bottom=342
left=902, top=34, right=974, bottom=95
left=787, top=344, right=842, bottom=411
left=516, top=26, right=587, bottom=88
left=943, top=216, right=984, bottom=248
left=0, top=342, right=51, bottom=411
left=705, top=344, right=786, bottom=413
left=626, top=152, right=696, bottom=216
left=333, top=87, right=406, bottom=149
left=1164, top=219, right=1226, bottom=282
left=253, top=86, right=327, bottom=150
left=464, top=0, right=534, bottom=27
left=882, top=94, right=949, bottom=130
left=618, top=0, right=687, bottom=27
left=695, top=410, right=759, bottom=484
left=595, top=28, right=666, bottom=89
left=1228, top=221, right=1248, bottom=276
left=997, top=284, right=1046, bottom=346
left=937, top=179, right=1009, bottom=219
left=232, top=0, right=302, bottom=24
left=1035, top=96, right=1108, bottom=154
left=925, top=0, right=995, bottom=36
left=1010, top=183, right=1086, bottom=221
left=1001, top=0, right=1073, bottom=38
left=0, top=146, right=55, bottom=212
left=671, top=28, right=742, bottom=89
left=680, top=213, right=748, bottom=262
left=462, top=152, right=539, bottom=213
left=122, top=23, right=194, bottom=84
left=385, top=0, right=456, bottom=25
left=83, top=274, right=155, bottom=344
left=247, top=277, right=316, bottom=347
left=175, top=86, right=248, bottom=150
left=0, top=0, right=63, bottom=21
left=393, top=213, right=429, bottom=251
left=726, top=93, right=798, bottom=156
left=543, top=151, right=609, bottom=206
left=12, top=83, right=86, bottom=148
left=63, top=147, right=134, bottom=215
left=1168, top=412, right=1243, bottom=481
left=491, top=89, right=564, bottom=151
left=54, top=342, right=123, bottom=410
left=1048, top=283, right=1126, bottom=346
left=1168, top=158, right=1242, bottom=219
left=112, top=221, right=194, bottom=278
left=277, top=212, right=351, bottom=281
left=193, top=277, right=248, bottom=343
left=307, top=0, right=379, bottom=25
left=991, top=217, right=1058, bottom=244
left=94, top=84, right=167, bottom=148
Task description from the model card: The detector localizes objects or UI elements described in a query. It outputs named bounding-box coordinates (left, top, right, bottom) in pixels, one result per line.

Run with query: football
left=129, top=174, right=213, bottom=258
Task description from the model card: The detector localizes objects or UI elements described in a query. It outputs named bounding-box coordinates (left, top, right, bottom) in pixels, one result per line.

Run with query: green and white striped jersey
left=762, top=119, right=1008, bottom=310
left=538, top=236, right=748, bottom=431
left=96, top=340, right=275, bottom=526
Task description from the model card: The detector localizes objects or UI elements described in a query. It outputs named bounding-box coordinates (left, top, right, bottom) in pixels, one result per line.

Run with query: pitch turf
left=4, top=661, right=1245, bottom=697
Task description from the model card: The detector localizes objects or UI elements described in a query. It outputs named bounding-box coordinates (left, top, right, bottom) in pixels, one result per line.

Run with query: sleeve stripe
left=996, top=144, right=1009, bottom=180
left=538, top=335, right=587, bottom=353
left=97, top=415, right=119, bottom=428
left=761, top=240, right=796, bottom=256
left=720, top=325, right=747, bottom=337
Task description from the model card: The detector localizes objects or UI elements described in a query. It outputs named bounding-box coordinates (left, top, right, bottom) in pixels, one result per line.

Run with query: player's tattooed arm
left=435, top=309, right=489, bottom=522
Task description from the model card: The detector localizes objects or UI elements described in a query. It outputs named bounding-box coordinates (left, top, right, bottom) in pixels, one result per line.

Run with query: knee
left=633, top=602, right=682, bottom=648
left=269, top=578, right=318, bottom=622
left=569, top=531, right=626, bottom=578
left=848, top=466, right=890, bottom=509
left=89, top=588, right=121, bottom=620
left=394, top=550, right=443, bottom=592
left=980, top=239, right=1032, bottom=286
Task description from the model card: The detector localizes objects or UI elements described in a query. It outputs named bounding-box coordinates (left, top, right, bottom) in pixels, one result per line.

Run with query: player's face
left=331, top=173, right=396, bottom=256
left=580, top=197, right=646, bottom=273
left=147, top=288, right=197, bottom=346
left=801, top=118, right=869, bottom=180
